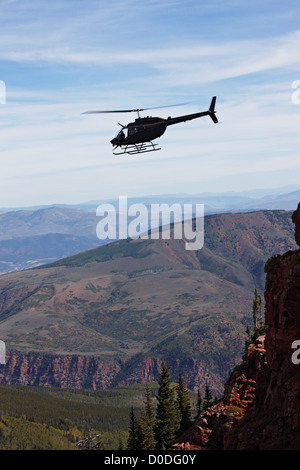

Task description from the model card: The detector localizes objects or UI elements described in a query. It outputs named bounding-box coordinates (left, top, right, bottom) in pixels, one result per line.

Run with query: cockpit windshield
left=114, top=129, right=126, bottom=142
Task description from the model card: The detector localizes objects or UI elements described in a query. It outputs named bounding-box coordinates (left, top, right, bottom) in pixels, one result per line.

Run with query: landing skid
left=113, top=141, right=161, bottom=155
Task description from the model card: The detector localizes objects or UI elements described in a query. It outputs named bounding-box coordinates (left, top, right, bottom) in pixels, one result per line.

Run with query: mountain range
left=0, top=207, right=103, bottom=274
left=0, top=209, right=297, bottom=395
left=0, top=186, right=300, bottom=275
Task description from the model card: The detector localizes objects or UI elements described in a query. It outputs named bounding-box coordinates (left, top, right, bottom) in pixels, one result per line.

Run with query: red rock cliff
left=172, top=204, right=300, bottom=450
left=292, top=202, right=300, bottom=246
left=0, top=351, right=121, bottom=389
left=260, top=203, right=300, bottom=443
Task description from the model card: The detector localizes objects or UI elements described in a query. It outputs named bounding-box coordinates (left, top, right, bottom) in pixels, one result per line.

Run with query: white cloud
left=1, top=1, right=300, bottom=206
left=1, top=28, right=300, bottom=79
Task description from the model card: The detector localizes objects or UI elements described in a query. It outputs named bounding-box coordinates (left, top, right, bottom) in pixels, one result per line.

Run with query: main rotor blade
left=81, top=103, right=189, bottom=115
left=144, top=102, right=189, bottom=111
left=82, top=109, right=141, bottom=114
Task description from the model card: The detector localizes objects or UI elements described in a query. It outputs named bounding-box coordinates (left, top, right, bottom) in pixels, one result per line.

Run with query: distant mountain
left=0, top=210, right=296, bottom=395
left=242, top=189, right=300, bottom=210
left=0, top=188, right=299, bottom=275
left=0, top=206, right=107, bottom=274
left=0, top=206, right=98, bottom=239
left=1, top=185, right=300, bottom=213
left=0, top=233, right=105, bottom=273
left=129, top=189, right=300, bottom=212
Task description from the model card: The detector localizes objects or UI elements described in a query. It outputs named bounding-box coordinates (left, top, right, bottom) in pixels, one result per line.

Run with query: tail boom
left=165, top=96, right=218, bottom=126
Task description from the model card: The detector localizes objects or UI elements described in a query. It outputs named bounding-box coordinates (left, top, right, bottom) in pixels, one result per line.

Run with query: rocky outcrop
left=172, top=336, right=268, bottom=450
left=227, top=233, right=300, bottom=449
left=0, top=346, right=226, bottom=394
left=256, top=202, right=300, bottom=444
left=0, top=353, right=165, bottom=390
left=172, top=204, right=300, bottom=450
left=0, top=351, right=121, bottom=389
left=292, top=202, right=300, bottom=246
left=223, top=335, right=267, bottom=410
left=263, top=250, right=300, bottom=433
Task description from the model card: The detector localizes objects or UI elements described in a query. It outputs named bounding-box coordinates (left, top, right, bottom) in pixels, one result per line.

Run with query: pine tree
left=154, top=362, right=180, bottom=450
left=203, top=384, right=213, bottom=410
left=196, top=389, right=203, bottom=416
left=118, top=435, right=124, bottom=450
left=244, top=323, right=251, bottom=353
left=244, top=289, right=268, bottom=354
left=252, top=287, right=260, bottom=333
left=139, top=383, right=156, bottom=450
left=251, top=288, right=267, bottom=341
left=127, top=407, right=141, bottom=450
left=176, top=374, right=192, bottom=432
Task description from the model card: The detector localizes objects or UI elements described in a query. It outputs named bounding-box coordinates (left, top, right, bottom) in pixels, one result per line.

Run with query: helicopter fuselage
left=110, top=108, right=217, bottom=148
left=111, top=117, right=167, bottom=146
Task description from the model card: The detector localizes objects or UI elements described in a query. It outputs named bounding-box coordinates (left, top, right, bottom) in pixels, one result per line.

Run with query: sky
left=1, top=0, right=300, bottom=207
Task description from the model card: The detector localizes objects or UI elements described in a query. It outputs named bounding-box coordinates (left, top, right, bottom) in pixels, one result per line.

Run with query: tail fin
left=209, top=96, right=218, bottom=123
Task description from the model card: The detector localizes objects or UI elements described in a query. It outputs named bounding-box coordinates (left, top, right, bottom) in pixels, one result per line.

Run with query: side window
left=128, top=127, right=138, bottom=136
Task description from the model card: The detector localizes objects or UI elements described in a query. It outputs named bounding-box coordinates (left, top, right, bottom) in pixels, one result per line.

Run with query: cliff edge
left=172, top=204, right=300, bottom=450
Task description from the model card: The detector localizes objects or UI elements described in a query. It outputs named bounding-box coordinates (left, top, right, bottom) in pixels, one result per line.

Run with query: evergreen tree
left=139, top=383, right=156, bottom=450
left=203, top=384, right=213, bottom=410
left=244, top=323, right=251, bottom=353
left=176, top=374, right=192, bottom=432
left=127, top=407, right=141, bottom=450
left=196, top=389, right=203, bottom=416
left=252, top=287, right=260, bottom=333
left=118, top=435, right=124, bottom=450
left=154, top=362, right=180, bottom=450
left=245, top=288, right=267, bottom=346
left=244, top=289, right=268, bottom=353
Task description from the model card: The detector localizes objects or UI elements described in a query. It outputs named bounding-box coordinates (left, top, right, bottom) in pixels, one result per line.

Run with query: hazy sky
left=1, top=0, right=300, bottom=207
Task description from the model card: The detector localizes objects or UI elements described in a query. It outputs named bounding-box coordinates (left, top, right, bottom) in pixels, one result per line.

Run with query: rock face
left=292, top=202, right=300, bottom=246
left=231, top=205, right=300, bottom=449
left=0, top=351, right=121, bottom=389
left=172, top=336, right=268, bottom=450
left=263, top=251, right=300, bottom=427
left=172, top=204, right=300, bottom=450
left=0, top=352, right=166, bottom=390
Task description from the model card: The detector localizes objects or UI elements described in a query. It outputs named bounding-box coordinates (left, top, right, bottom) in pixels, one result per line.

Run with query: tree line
left=126, top=362, right=214, bottom=450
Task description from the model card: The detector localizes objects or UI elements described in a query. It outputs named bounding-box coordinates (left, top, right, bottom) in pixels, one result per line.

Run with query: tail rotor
left=208, top=96, right=218, bottom=123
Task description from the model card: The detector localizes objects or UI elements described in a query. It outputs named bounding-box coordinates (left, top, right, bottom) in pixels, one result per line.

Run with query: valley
left=0, top=209, right=296, bottom=396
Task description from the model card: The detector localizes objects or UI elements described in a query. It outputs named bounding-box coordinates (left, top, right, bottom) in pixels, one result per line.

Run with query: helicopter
left=82, top=96, right=218, bottom=155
